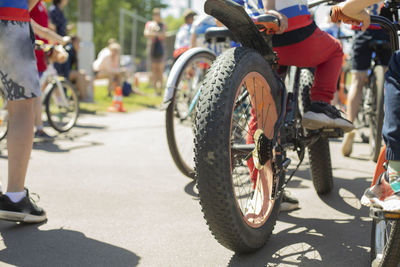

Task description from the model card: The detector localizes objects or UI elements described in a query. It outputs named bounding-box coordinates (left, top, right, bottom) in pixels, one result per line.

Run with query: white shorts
left=0, top=21, right=41, bottom=101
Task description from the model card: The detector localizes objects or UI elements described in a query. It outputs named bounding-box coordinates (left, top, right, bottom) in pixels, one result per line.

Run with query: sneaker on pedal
left=302, top=101, right=355, bottom=132
left=280, top=190, right=300, bottom=212
left=34, top=129, right=54, bottom=141
left=361, top=170, right=400, bottom=213
left=0, top=189, right=47, bottom=223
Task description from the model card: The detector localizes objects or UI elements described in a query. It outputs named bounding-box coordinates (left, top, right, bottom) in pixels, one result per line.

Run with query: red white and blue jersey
left=276, top=1, right=312, bottom=32
left=0, top=0, right=30, bottom=22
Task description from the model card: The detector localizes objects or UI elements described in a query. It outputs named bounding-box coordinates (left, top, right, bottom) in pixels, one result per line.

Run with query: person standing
left=144, top=8, right=167, bottom=96
left=0, top=0, right=46, bottom=223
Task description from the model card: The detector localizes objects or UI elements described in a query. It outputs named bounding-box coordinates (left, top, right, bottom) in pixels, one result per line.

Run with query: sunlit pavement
left=0, top=109, right=374, bottom=266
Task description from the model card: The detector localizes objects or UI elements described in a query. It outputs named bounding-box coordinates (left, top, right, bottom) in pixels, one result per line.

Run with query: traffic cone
left=108, top=86, right=126, bottom=112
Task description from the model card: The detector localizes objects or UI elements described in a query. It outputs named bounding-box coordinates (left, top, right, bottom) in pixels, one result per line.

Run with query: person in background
left=93, top=42, right=124, bottom=96
left=190, top=14, right=222, bottom=49
left=341, top=2, right=392, bottom=157
left=173, top=9, right=197, bottom=59
left=30, top=0, right=70, bottom=140
left=67, top=36, right=92, bottom=101
left=144, top=8, right=167, bottom=96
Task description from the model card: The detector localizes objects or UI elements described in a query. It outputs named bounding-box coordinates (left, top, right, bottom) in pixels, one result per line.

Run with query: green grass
left=79, top=82, right=163, bottom=114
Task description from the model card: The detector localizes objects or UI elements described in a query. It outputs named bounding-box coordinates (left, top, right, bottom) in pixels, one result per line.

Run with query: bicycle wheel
left=194, top=47, right=283, bottom=253
left=165, top=51, right=216, bottom=179
left=299, top=68, right=333, bottom=194
left=368, top=66, right=385, bottom=162
left=371, top=219, right=400, bottom=267
left=0, top=96, right=8, bottom=141
left=45, top=80, right=79, bottom=133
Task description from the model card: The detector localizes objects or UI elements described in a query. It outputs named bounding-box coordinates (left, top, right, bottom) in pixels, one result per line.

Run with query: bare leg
left=346, top=71, right=368, bottom=122
left=341, top=71, right=367, bottom=156
left=6, top=98, right=34, bottom=192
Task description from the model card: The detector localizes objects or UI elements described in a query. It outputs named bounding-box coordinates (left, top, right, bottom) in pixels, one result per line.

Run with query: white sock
left=0, top=183, right=2, bottom=193
left=6, top=191, right=26, bottom=203
left=36, top=125, right=44, bottom=131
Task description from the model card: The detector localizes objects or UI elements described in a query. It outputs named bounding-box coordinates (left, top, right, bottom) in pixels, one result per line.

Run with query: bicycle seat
left=205, top=27, right=237, bottom=43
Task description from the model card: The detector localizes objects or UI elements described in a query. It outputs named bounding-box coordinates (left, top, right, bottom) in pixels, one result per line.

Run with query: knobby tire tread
left=299, top=69, right=333, bottom=195
left=194, top=47, right=282, bottom=253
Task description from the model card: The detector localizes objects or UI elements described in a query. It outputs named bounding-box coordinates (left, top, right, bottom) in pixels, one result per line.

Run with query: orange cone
left=108, top=86, right=126, bottom=112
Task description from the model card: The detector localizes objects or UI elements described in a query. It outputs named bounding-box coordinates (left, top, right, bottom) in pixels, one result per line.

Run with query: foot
left=280, top=190, right=300, bottom=212
left=341, top=130, right=355, bottom=157
left=34, top=129, right=54, bottom=141
left=0, top=189, right=46, bottom=223
left=302, top=101, right=355, bottom=132
left=361, top=171, right=400, bottom=213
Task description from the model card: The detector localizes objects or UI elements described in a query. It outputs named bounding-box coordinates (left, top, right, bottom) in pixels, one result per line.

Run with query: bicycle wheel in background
left=45, top=80, right=79, bottom=133
left=165, top=51, right=216, bottom=179
left=0, top=96, right=8, bottom=141
left=194, top=47, right=283, bottom=253
left=368, top=66, right=385, bottom=162
left=299, top=68, right=333, bottom=194
left=371, top=219, right=400, bottom=267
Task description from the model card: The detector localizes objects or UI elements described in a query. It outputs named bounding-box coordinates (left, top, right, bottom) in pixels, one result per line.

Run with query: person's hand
left=339, top=2, right=371, bottom=31
left=265, top=10, right=288, bottom=34
left=62, top=36, right=71, bottom=45
left=51, top=45, right=69, bottom=64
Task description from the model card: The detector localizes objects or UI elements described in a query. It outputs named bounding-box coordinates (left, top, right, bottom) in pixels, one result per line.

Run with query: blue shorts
left=351, top=29, right=392, bottom=71
left=0, top=21, right=41, bottom=101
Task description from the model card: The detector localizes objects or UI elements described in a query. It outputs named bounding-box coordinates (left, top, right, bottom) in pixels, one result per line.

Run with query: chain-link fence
left=119, top=8, right=176, bottom=75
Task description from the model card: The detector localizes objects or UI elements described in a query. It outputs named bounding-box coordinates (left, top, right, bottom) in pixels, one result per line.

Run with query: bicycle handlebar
left=330, top=6, right=399, bottom=53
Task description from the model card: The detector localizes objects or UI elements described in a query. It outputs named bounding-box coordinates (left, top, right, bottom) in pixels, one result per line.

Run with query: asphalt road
left=0, top=109, right=376, bottom=267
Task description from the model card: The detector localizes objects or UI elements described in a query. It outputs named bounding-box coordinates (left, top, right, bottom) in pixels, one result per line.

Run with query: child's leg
left=274, top=28, right=343, bottom=103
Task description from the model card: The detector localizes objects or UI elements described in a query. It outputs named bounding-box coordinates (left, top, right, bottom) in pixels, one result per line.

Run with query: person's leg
left=341, top=71, right=368, bottom=156
left=341, top=30, right=372, bottom=156
left=7, top=99, right=34, bottom=192
left=274, top=28, right=353, bottom=132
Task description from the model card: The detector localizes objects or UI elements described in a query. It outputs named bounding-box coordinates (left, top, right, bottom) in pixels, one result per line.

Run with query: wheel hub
left=252, top=129, right=272, bottom=170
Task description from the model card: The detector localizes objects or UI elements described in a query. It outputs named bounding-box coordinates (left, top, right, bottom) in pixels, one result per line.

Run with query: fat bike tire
left=194, top=47, right=283, bottom=253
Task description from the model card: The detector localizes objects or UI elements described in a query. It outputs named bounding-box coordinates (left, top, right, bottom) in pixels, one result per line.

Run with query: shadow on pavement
left=0, top=222, right=140, bottom=266
left=228, top=212, right=370, bottom=267
left=33, top=140, right=103, bottom=153
left=227, top=173, right=371, bottom=267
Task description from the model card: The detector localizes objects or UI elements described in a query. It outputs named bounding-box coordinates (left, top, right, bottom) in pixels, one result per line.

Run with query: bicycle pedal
left=320, top=128, right=344, bottom=138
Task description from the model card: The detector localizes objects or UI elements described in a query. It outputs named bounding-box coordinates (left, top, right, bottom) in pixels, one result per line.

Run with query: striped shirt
left=233, top=0, right=312, bottom=32
left=0, top=0, right=30, bottom=21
